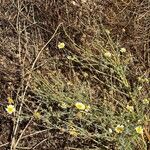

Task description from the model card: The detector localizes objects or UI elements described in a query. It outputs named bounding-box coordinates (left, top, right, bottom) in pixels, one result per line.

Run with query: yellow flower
left=135, top=126, right=143, bottom=134
left=7, top=97, right=14, bottom=104
left=58, top=42, right=65, bottom=49
left=33, top=111, right=41, bottom=119
left=142, top=98, right=149, bottom=104
left=104, top=51, right=111, bottom=58
left=115, top=125, right=124, bottom=133
left=120, top=48, right=126, bottom=53
left=75, top=102, right=85, bottom=110
left=126, top=105, right=134, bottom=112
left=6, top=105, right=15, bottom=114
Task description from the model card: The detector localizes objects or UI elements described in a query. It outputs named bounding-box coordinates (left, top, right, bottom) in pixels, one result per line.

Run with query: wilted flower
left=138, top=77, right=149, bottom=83
left=120, top=48, right=126, bottom=53
left=122, top=28, right=126, bottom=32
left=7, top=97, right=14, bottom=104
left=81, top=0, right=87, bottom=3
left=138, top=77, right=142, bottom=82
left=69, top=128, right=78, bottom=137
left=67, top=81, right=73, bottom=86
left=144, top=78, right=149, bottom=83
left=83, top=72, right=88, bottom=78
left=58, top=42, right=65, bottom=49
left=137, top=86, right=142, bottom=91
left=104, top=51, right=111, bottom=58
left=126, top=105, right=134, bottom=112
left=85, top=105, right=91, bottom=112
left=115, top=125, right=124, bottom=133
left=105, top=29, right=110, bottom=34
left=135, top=126, right=143, bottom=134
left=72, top=1, right=77, bottom=5
left=142, top=98, right=149, bottom=104
left=60, top=102, right=68, bottom=109
left=67, top=56, right=73, bottom=60
left=108, top=128, right=113, bottom=134
left=75, top=102, right=85, bottom=110
left=6, top=105, right=15, bottom=114
left=137, top=119, right=142, bottom=124
left=67, top=55, right=76, bottom=61
left=76, top=112, right=82, bottom=119
left=33, top=111, right=41, bottom=119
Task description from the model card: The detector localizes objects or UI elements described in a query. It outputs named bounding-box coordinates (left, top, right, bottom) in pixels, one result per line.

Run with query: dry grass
left=0, top=0, right=150, bottom=149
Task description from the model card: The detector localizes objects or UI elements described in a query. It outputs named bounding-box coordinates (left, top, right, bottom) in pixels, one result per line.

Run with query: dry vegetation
left=0, top=0, right=150, bottom=150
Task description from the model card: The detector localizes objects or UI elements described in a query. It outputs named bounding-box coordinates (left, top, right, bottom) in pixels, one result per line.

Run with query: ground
left=0, top=0, right=150, bottom=150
